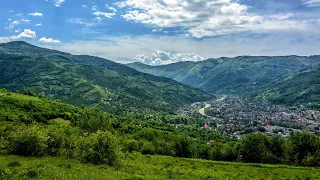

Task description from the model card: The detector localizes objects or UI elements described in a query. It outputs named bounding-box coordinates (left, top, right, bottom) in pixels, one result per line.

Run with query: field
left=1, top=153, right=319, bottom=180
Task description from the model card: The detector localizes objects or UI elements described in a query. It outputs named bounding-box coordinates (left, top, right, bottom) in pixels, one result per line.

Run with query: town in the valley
left=177, top=95, right=320, bottom=138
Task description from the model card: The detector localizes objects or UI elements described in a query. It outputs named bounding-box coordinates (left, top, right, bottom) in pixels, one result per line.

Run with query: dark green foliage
left=6, top=125, right=48, bottom=156
left=287, top=132, right=320, bottom=165
left=239, top=133, right=272, bottom=163
left=24, top=170, right=37, bottom=178
left=73, top=108, right=113, bottom=133
left=7, top=161, right=21, bottom=167
left=75, top=131, right=119, bottom=165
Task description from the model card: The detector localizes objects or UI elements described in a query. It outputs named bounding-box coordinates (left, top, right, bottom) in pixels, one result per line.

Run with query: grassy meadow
left=1, top=153, right=319, bottom=180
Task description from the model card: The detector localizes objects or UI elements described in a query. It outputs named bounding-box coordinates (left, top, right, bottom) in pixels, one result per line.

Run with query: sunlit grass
left=1, top=153, right=319, bottom=180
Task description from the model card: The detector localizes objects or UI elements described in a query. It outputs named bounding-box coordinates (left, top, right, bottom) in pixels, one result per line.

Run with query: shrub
left=7, top=125, right=48, bottom=156
left=123, top=139, right=139, bottom=153
left=7, top=161, right=21, bottom=167
left=75, top=131, right=119, bottom=165
left=73, top=108, right=113, bottom=133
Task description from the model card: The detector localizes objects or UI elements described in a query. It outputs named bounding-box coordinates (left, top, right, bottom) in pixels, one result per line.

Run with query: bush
left=7, top=161, right=21, bottom=167
left=7, top=125, right=48, bottom=156
left=73, top=108, right=113, bottom=133
left=75, top=131, right=119, bottom=165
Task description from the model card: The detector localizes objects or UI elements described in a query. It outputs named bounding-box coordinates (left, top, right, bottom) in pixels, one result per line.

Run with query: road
left=199, top=102, right=211, bottom=117
left=198, top=95, right=227, bottom=117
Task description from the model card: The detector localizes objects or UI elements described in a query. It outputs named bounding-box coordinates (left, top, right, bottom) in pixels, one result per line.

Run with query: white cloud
left=134, top=50, right=206, bottom=65
left=29, top=12, right=43, bottom=17
left=39, top=37, right=61, bottom=43
left=35, top=23, right=42, bottom=26
left=10, top=29, right=36, bottom=39
left=115, top=0, right=314, bottom=38
left=93, top=11, right=116, bottom=18
left=82, top=5, right=86, bottom=8
left=6, top=20, right=20, bottom=30
left=53, top=0, right=65, bottom=7
left=0, top=37, right=10, bottom=43
left=303, top=0, right=320, bottom=7
left=95, top=17, right=102, bottom=22
left=21, top=19, right=31, bottom=23
left=11, top=20, right=20, bottom=26
left=53, top=31, right=320, bottom=65
left=69, top=18, right=95, bottom=27
left=15, top=29, right=21, bottom=33
left=109, top=7, right=117, bottom=12
left=92, top=5, right=98, bottom=11
left=5, top=18, right=32, bottom=30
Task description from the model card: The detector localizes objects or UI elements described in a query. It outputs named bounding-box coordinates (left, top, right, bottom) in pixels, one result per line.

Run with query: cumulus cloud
left=29, top=12, right=43, bottom=16
left=115, top=0, right=313, bottom=38
left=10, top=29, right=36, bottom=39
left=35, top=23, right=42, bottom=26
left=0, top=37, right=10, bottom=43
left=303, top=0, right=320, bottom=7
left=134, top=50, right=206, bottom=65
left=52, top=31, right=320, bottom=65
left=39, top=37, right=61, bottom=43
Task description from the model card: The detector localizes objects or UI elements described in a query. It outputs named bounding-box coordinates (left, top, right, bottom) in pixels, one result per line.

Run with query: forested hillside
left=252, top=66, right=320, bottom=107
left=0, top=41, right=210, bottom=114
left=128, top=56, right=319, bottom=95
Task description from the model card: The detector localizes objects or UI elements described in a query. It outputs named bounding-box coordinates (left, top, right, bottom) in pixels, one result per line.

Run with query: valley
left=0, top=41, right=319, bottom=179
left=178, top=95, right=320, bottom=139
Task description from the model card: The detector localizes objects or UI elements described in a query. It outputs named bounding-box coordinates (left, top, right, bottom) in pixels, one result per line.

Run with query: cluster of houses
left=181, top=95, right=320, bottom=138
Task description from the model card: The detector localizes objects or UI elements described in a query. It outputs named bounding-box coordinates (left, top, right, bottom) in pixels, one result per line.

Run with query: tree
left=240, top=133, right=272, bottom=163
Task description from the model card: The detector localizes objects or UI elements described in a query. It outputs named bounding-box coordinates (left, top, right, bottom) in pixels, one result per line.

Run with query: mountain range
left=128, top=56, right=320, bottom=106
left=0, top=41, right=210, bottom=114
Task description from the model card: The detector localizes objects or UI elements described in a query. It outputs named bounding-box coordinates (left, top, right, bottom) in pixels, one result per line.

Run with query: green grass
left=49, top=118, right=70, bottom=126
left=1, top=154, right=319, bottom=180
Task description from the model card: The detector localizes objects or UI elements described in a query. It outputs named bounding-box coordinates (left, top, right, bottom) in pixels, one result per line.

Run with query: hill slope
left=0, top=41, right=210, bottom=114
left=251, top=66, right=320, bottom=107
left=1, top=154, right=319, bottom=180
left=128, top=56, right=320, bottom=96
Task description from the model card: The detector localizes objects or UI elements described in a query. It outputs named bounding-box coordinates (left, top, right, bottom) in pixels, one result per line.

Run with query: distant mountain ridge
left=128, top=55, right=320, bottom=106
left=0, top=41, right=211, bottom=114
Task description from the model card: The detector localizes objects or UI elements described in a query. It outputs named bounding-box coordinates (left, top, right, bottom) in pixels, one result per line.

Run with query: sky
left=0, top=0, right=320, bottom=65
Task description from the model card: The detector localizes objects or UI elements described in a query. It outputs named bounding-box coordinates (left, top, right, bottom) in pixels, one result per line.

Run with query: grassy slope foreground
left=0, top=41, right=210, bottom=114
left=1, top=154, right=320, bottom=180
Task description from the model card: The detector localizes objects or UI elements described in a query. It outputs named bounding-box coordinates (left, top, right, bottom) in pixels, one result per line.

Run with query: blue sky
left=1, top=0, right=320, bottom=65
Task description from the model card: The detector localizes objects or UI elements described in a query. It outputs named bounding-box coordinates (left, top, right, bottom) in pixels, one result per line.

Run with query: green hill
left=251, top=66, right=320, bottom=107
left=1, top=90, right=320, bottom=179
left=128, top=56, right=320, bottom=96
left=0, top=41, right=210, bottom=114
